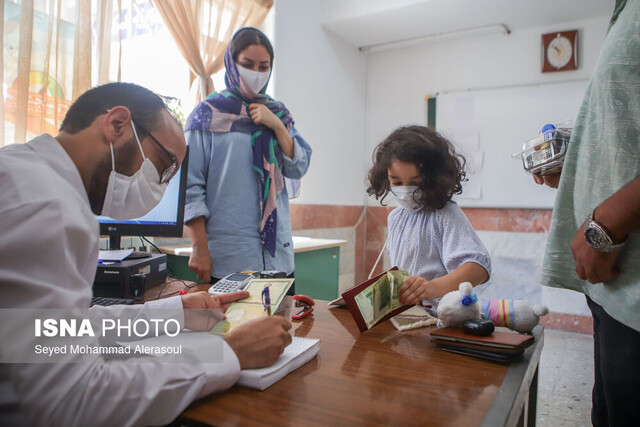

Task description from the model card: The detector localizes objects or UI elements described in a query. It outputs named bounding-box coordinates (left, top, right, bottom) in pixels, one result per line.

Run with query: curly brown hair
left=366, top=125, right=467, bottom=210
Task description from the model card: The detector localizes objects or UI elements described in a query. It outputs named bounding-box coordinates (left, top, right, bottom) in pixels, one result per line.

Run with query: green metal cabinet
left=165, top=253, right=198, bottom=282
left=293, top=246, right=341, bottom=301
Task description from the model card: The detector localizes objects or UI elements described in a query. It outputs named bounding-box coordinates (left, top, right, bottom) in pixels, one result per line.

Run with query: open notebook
left=237, top=336, right=319, bottom=391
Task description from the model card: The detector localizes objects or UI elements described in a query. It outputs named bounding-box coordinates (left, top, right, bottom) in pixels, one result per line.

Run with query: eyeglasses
left=131, top=117, right=178, bottom=184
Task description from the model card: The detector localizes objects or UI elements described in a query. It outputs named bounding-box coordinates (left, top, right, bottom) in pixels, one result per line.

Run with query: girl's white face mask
left=101, top=121, right=167, bottom=220
left=236, top=64, right=270, bottom=96
left=390, top=185, right=424, bottom=213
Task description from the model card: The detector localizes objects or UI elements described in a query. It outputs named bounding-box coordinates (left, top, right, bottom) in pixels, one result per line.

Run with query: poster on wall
left=437, top=96, right=483, bottom=200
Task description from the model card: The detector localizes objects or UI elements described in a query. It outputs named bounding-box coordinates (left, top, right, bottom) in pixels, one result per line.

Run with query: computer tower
left=93, top=253, right=168, bottom=300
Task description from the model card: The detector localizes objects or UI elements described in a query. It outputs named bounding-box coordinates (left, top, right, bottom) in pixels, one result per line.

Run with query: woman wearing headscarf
left=184, top=27, right=312, bottom=285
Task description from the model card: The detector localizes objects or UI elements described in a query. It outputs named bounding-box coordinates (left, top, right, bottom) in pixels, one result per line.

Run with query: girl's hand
left=188, top=245, right=212, bottom=282
left=249, top=103, right=283, bottom=131
left=399, top=276, right=433, bottom=305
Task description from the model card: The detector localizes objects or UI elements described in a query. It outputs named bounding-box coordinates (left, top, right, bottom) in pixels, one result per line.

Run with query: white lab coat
left=0, top=135, right=240, bottom=426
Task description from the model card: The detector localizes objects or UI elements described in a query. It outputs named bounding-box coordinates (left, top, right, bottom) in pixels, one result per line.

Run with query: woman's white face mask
left=100, top=121, right=168, bottom=220
left=236, top=65, right=270, bottom=95
left=390, top=185, right=424, bottom=213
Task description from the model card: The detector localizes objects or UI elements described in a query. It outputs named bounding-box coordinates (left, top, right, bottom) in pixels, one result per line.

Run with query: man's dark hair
left=59, top=82, right=168, bottom=138
left=230, top=27, right=274, bottom=66
left=366, top=125, right=467, bottom=210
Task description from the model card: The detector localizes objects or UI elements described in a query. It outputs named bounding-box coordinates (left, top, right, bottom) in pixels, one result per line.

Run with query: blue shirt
left=185, top=127, right=311, bottom=278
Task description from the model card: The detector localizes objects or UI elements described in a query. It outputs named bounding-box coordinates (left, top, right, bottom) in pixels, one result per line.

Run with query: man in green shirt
left=535, top=1, right=640, bottom=425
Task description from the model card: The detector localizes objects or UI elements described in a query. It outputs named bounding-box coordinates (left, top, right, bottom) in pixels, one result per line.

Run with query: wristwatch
left=584, top=210, right=625, bottom=253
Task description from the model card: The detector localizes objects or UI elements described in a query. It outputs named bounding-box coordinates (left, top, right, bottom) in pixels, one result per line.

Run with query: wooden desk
left=177, top=302, right=543, bottom=427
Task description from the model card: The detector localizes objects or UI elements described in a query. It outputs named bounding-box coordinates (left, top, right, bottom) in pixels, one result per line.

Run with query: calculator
left=208, top=272, right=255, bottom=295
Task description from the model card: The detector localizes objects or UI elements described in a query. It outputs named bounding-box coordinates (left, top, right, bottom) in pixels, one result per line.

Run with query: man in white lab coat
left=0, top=82, right=292, bottom=426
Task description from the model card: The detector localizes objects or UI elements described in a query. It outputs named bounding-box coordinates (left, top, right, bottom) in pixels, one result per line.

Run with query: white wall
left=365, top=16, right=610, bottom=205
left=274, top=0, right=368, bottom=206
left=274, top=4, right=610, bottom=208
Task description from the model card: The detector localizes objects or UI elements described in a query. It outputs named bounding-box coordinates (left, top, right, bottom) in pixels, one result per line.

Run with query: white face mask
left=100, top=121, right=168, bottom=220
left=390, top=185, right=424, bottom=213
left=236, top=65, right=270, bottom=96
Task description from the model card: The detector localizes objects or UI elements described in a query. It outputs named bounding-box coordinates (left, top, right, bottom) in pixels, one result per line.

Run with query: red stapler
left=291, top=294, right=315, bottom=320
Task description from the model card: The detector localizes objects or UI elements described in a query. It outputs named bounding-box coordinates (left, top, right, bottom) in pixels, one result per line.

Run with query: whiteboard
left=434, top=79, right=589, bottom=208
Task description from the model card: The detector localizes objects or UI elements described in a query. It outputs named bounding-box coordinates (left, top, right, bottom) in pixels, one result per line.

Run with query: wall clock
left=541, top=30, right=578, bottom=72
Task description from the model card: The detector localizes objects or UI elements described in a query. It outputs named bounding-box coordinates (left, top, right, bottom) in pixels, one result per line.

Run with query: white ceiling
left=322, top=0, right=616, bottom=49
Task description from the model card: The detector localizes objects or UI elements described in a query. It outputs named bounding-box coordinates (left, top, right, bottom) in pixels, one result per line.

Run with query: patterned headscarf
left=185, top=28, right=293, bottom=258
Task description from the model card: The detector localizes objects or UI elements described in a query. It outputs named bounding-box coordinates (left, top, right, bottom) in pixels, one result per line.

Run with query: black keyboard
left=90, top=296, right=136, bottom=306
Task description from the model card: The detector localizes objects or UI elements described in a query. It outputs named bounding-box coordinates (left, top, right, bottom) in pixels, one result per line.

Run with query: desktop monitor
left=97, top=146, right=189, bottom=250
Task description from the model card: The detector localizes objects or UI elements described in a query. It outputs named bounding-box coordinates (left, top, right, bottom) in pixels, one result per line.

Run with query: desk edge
left=481, top=325, right=544, bottom=427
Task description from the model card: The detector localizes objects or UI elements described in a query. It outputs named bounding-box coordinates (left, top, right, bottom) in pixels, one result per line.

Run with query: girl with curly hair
left=367, top=125, right=490, bottom=309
